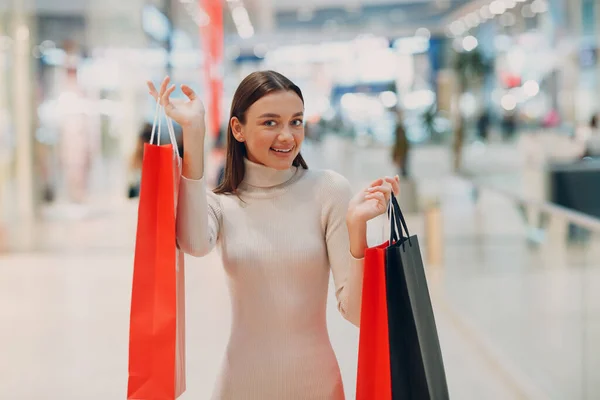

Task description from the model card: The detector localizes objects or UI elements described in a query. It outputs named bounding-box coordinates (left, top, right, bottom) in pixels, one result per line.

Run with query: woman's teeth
left=271, top=148, right=292, bottom=153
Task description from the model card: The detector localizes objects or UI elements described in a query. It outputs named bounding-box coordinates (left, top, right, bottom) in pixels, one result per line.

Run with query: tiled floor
left=1, top=139, right=598, bottom=399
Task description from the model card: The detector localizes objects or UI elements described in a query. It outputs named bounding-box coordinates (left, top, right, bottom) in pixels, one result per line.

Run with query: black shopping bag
left=386, top=195, right=449, bottom=400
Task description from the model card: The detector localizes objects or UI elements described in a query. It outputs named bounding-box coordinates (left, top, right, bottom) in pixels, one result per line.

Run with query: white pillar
left=0, top=18, right=9, bottom=224
left=12, top=0, right=35, bottom=225
left=253, top=0, right=275, bottom=34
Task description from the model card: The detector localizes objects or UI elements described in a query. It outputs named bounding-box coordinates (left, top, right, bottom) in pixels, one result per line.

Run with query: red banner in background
left=200, top=0, right=224, bottom=139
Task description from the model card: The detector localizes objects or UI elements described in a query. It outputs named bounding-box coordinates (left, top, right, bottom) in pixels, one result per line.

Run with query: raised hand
left=347, top=176, right=400, bottom=225
left=147, top=76, right=205, bottom=129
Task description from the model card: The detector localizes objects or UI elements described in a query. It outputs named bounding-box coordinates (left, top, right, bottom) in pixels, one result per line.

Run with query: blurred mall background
left=1, top=0, right=600, bottom=399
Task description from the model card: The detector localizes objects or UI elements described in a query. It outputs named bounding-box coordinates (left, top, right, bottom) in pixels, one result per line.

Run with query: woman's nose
left=278, top=126, right=294, bottom=141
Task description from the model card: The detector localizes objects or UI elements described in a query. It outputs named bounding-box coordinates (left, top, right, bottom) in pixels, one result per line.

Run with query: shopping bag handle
left=387, top=200, right=401, bottom=242
left=149, top=100, right=181, bottom=161
left=388, top=195, right=412, bottom=247
left=392, top=195, right=411, bottom=242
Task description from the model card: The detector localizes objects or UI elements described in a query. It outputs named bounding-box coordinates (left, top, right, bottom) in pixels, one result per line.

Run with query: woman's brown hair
left=214, top=70, right=308, bottom=194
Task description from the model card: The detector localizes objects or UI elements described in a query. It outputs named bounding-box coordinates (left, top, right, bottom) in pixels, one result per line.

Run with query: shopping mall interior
left=1, top=0, right=600, bottom=398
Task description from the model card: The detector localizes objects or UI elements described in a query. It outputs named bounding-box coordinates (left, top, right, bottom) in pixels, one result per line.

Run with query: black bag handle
left=388, top=195, right=412, bottom=247
left=393, top=195, right=412, bottom=245
left=388, top=199, right=402, bottom=243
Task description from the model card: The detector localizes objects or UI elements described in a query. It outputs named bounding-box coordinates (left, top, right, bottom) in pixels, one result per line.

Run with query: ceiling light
left=415, top=27, right=431, bottom=40
left=480, top=6, right=492, bottom=19
left=531, top=0, right=548, bottom=13
left=501, top=94, right=517, bottom=110
left=490, top=0, right=506, bottom=15
left=465, top=12, right=481, bottom=27
left=499, top=12, right=516, bottom=26
left=462, top=35, right=478, bottom=51
left=523, top=80, right=540, bottom=97
left=253, top=43, right=268, bottom=58
left=449, top=20, right=466, bottom=36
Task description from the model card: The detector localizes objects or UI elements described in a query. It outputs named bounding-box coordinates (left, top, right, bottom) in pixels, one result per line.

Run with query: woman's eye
left=291, top=119, right=304, bottom=127
left=264, top=120, right=277, bottom=127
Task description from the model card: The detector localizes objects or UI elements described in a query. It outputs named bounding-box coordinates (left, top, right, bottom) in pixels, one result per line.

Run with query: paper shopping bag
left=356, top=241, right=392, bottom=400
left=385, top=196, right=449, bottom=400
left=127, top=107, right=186, bottom=399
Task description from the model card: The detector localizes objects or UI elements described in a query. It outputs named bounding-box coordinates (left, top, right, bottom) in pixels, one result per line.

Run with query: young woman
left=147, top=71, right=399, bottom=399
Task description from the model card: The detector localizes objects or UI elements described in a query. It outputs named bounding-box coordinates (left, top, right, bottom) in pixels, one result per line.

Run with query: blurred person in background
left=57, top=67, right=94, bottom=204
left=501, top=111, right=517, bottom=141
left=127, top=123, right=153, bottom=198
left=56, top=40, right=97, bottom=204
left=583, top=113, right=600, bottom=158
left=392, top=109, right=410, bottom=177
left=147, top=71, right=399, bottom=399
left=128, top=118, right=185, bottom=198
left=476, top=108, right=490, bottom=141
left=542, top=108, right=561, bottom=128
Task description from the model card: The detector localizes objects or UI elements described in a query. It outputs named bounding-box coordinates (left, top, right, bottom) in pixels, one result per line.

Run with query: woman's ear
left=231, top=117, right=245, bottom=142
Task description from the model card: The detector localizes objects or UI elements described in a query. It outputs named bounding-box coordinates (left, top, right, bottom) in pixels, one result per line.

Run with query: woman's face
left=231, top=90, right=304, bottom=170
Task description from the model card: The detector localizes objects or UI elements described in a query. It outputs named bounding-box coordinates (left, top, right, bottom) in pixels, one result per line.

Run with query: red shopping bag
left=127, top=110, right=186, bottom=399
left=356, top=241, right=392, bottom=400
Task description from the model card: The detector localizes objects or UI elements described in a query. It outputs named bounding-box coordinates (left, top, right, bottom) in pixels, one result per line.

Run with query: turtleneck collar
left=242, top=157, right=297, bottom=188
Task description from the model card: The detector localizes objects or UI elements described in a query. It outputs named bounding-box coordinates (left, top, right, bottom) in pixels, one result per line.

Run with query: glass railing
left=432, top=176, right=600, bottom=399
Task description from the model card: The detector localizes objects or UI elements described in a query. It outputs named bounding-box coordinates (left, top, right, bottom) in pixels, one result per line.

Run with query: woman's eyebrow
left=258, top=111, right=304, bottom=118
left=258, top=113, right=280, bottom=118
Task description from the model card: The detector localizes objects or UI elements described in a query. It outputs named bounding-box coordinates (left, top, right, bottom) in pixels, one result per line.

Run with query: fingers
left=367, top=180, right=392, bottom=205
left=159, top=76, right=170, bottom=99
left=147, top=81, right=159, bottom=101
left=147, top=76, right=172, bottom=102
left=181, top=84, right=197, bottom=100
left=161, top=84, right=176, bottom=110
left=383, top=175, right=400, bottom=196
left=369, top=178, right=384, bottom=188
left=367, top=182, right=392, bottom=195
left=365, top=191, right=386, bottom=200
left=365, top=191, right=386, bottom=205
left=369, top=176, right=400, bottom=196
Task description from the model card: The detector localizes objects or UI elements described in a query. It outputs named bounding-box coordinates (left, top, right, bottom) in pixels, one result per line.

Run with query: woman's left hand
left=346, top=176, right=400, bottom=226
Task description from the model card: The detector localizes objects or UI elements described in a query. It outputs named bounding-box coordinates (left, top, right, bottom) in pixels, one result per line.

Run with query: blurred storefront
left=446, top=0, right=600, bottom=142
left=226, top=32, right=449, bottom=147
left=0, top=0, right=213, bottom=227
left=2, top=0, right=600, bottom=229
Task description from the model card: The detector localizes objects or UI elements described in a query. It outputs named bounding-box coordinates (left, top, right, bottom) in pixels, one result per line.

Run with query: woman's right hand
left=147, top=76, right=205, bottom=130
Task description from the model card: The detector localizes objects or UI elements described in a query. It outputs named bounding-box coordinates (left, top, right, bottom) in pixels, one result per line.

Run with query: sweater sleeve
left=320, top=170, right=364, bottom=327
left=176, top=176, right=222, bottom=257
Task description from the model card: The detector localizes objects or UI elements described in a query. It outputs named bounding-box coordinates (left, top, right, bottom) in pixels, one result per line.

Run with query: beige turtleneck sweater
left=176, top=157, right=364, bottom=399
